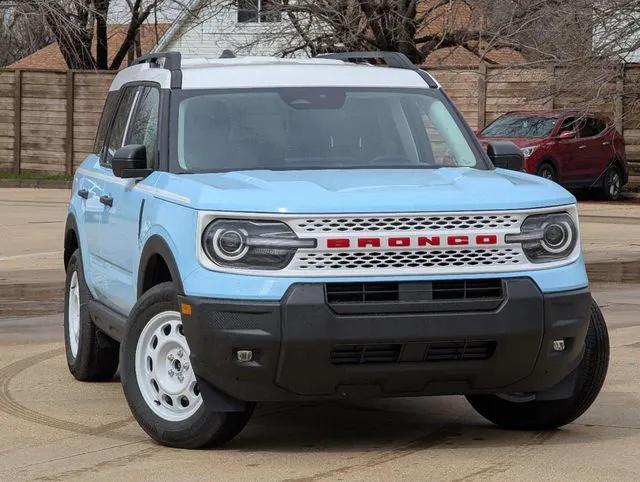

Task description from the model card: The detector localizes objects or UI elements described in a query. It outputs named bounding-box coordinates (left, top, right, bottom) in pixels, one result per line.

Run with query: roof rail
left=131, top=51, right=183, bottom=89
left=220, top=49, right=237, bottom=59
left=316, top=51, right=438, bottom=88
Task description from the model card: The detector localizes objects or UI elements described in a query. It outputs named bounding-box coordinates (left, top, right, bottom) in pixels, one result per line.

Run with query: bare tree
left=0, top=0, right=178, bottom=69
left=0, top=7, right=52, bottom=67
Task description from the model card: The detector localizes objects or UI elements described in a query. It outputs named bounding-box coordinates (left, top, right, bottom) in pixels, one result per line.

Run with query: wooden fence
left=0, top=64, right=639, bottom=175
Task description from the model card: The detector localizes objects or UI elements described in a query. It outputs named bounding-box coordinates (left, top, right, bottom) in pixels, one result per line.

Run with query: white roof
left=109, top=56, right=434, bottom=91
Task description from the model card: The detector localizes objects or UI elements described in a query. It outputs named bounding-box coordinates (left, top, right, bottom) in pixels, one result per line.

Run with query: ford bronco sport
left=64, top=51, right=609, bottom=449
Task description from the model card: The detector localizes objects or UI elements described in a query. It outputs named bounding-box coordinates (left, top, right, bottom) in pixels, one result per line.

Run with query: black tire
left=536, top=162, right=557, bottom=182
left=466, top=298, right=609, bottom=430
left=64, top=249, right=119, bottom=381
left=120, top=282, right=254, bottom=449
left=599, top=164, right=622, bottom=201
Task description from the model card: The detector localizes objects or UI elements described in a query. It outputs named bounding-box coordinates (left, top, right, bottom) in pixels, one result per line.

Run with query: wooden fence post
left=66, top=71, right=75, bottom=176
left=614, top=66, right=624, bottom=134
left=12, top=69, right=21, bottom=174
left=546, top=65, right=556, bottom=110
left=477, top=62, right=487, bottom=129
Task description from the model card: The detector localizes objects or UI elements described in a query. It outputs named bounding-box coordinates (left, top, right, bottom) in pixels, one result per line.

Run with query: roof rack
left=131, top=51, right=183, bottom=89
left=316, top=51, right=438, bottom=88
left=220, top=49, right=237, bottom=59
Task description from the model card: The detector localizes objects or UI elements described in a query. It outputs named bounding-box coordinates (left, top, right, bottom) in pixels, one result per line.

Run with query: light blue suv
left=63, top=51, right=609, bottom=449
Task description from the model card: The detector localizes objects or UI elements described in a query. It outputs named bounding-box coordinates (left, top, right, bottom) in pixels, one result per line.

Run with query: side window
left=238, top=0, right=281, bottom=23
left=558, top=117, right=576, bottom=135
left=128, top=87, right=160, bottom=168
left=579, top=117, right=601, bottom=138
left=93, top=92, right=119, bottom=154
left=102, top=87, right=138, bottom=167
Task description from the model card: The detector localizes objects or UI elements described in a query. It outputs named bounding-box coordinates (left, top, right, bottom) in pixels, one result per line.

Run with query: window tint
left=102, top=87, right=138, bottom=166
left=557, top=117, right=577, bottom=134
left=93, top=92, right=119, bottom=154
left=128, top=87, right=160, bottom=167
left=579, top=117, right=605, bottom=138
left=238, top=0, right=281, bottom=23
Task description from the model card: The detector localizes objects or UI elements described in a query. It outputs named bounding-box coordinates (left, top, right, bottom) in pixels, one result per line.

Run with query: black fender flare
left=137, top=235, right=184, bottom=297
left=64, top=213, right=80, bottom=271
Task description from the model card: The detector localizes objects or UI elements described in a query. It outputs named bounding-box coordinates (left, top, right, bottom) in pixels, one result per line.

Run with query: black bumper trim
left=180, top=278, right=591, bottom=404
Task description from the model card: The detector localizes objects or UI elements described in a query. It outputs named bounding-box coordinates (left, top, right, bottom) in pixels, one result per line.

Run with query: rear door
left=98, top=86, right=162, bottom=314
left=578, top=117, right=608, bottom=181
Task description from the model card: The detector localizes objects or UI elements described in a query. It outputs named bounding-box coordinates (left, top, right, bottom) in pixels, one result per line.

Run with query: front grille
left=295, top=248, right=521, bottom=271
left=331, top=341, right=496, bottom=365
left=326, top=279, right=503, bottom=304
left=291, top=214, right=519, bottom=233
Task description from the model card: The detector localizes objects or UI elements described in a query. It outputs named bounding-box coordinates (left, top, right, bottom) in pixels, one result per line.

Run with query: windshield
left=173, top=88, right=483, bottom=172
left=482, top=115, right=557, bottom=138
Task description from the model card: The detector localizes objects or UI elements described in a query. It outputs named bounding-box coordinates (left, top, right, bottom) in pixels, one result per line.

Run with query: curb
left=0, top=179, right=72, bottom=189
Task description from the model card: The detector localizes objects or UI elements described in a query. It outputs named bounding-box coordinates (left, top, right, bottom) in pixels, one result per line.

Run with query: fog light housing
left=236, top=349, right=254, bottom=362
left=552, top=339, right=566, bottom=352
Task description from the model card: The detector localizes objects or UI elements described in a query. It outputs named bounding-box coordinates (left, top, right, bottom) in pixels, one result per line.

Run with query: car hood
left=154, top=168, right=575, bottom=213
left=479, top=137, right=546, bottom=149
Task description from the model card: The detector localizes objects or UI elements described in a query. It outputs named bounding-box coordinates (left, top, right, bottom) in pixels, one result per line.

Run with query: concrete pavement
left=0, top=188, right=639, bottom=480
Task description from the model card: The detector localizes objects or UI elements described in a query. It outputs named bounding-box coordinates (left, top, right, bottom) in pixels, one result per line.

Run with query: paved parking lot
left=0, top=188, right=639, bottom=480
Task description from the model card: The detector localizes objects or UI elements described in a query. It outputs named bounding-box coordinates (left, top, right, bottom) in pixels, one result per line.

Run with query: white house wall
left=163, top=4, right=306, bottom=58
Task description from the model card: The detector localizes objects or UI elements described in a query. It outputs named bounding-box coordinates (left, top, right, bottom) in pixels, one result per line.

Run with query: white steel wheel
left=67, top=270, right=81, bottom=358
left=135, top=311, right=203, bottom=422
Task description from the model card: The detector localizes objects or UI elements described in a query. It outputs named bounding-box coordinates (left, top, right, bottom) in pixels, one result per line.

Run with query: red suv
left=477, top=111, right=628, bottom=200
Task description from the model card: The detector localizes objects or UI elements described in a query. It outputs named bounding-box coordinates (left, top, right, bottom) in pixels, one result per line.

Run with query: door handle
left=99, top=195, right=113, bottom=207
left=602, top=141, right=611, bottom=146
left=77, top=189, right=89, bottom=199
left=578, top=145, right=588, bottom=149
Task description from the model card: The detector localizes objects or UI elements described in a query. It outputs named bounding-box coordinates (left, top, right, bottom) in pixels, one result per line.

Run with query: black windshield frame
left=168, top=87, right=491, bottom=174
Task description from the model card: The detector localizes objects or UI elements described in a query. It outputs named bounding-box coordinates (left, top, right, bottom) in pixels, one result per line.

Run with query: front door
left=99, top=86, right=162, bottom=314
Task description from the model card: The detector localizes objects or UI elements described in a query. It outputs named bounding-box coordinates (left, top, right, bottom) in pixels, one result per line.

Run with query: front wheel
left=120, top=282, right=254, bottom=449
left=467, top=298, right=609, bottom=430
left=536, top=163, right=557, bottom=182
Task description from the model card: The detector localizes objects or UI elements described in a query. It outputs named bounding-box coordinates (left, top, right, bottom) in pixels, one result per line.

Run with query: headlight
left=520, top=146, right=538, bottom=158
left=202, top=219, right=316, bottom=270
left=505, top=212, right=578, bottom=263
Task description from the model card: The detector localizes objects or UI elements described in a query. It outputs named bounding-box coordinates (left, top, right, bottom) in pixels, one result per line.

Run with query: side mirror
left=112, top=144, right=152, bottom=179
left=487, top=141, right=524, bottom=172
left=558, top=130, right=576, bottom=140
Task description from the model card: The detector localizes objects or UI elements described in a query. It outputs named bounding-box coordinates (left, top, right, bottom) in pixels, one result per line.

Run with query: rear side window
left=93, top=92, right=119, bottom=154
left=102, top=87, right=138, bottom=166
left=579, top=117, right=606, bottom=138
left=128, top=87, right=160, bottom=168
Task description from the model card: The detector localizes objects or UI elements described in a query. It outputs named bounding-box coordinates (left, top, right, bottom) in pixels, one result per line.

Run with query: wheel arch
left=137, top=235, right=185, bottom=298
left=64, top=213, right=80, bottom=272
left=536, top=156, right=559, bottom=175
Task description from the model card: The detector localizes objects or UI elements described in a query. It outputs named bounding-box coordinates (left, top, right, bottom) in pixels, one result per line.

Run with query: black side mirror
left=486, top=141, right=524, bottom=172
left=112, top=144, right=153, bottom=179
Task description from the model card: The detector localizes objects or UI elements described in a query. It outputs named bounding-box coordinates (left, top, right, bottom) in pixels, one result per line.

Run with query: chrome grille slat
left=292, top=214, right=519, bottom=233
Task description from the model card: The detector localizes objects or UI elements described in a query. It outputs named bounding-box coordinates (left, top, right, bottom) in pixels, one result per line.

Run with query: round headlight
left=541, top=221, right=573, bottom=254
left=212, top=229, right=248, bottom=261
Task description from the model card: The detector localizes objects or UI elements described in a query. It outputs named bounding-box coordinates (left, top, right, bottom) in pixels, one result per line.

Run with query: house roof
left=8, top=23, right=170, bottom=70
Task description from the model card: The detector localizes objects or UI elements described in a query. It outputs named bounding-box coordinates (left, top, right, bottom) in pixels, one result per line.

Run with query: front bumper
left=180, top=278, right=591, bottom=403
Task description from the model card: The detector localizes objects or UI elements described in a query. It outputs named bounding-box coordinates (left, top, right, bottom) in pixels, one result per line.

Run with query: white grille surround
left=196, top=206, right=581, bottom=277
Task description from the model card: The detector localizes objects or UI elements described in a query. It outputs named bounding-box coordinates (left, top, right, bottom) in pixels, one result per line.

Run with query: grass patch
left=0, top=172, right=73, bottom=181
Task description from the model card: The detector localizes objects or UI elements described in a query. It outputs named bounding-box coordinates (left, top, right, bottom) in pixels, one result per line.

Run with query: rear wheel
left=64, top=249, right=119, bottom=381
left=466, top=299, right=609, bottom=430
left=536, top=163, right=557, bottom=182
left=120, top=282, right=254, bottom=449
left=599, top=165, right=622, bottom=201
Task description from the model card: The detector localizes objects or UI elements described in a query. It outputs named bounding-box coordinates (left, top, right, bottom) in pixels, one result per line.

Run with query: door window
left=102, top=87, right=138, bottom=167
left=578, top=117, right=605, bottom=138
left=557, top=117, right=577, bottom=135
left=127, top=87, right=160, bottom=168
left=94, top=92, right=119, bottom=154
